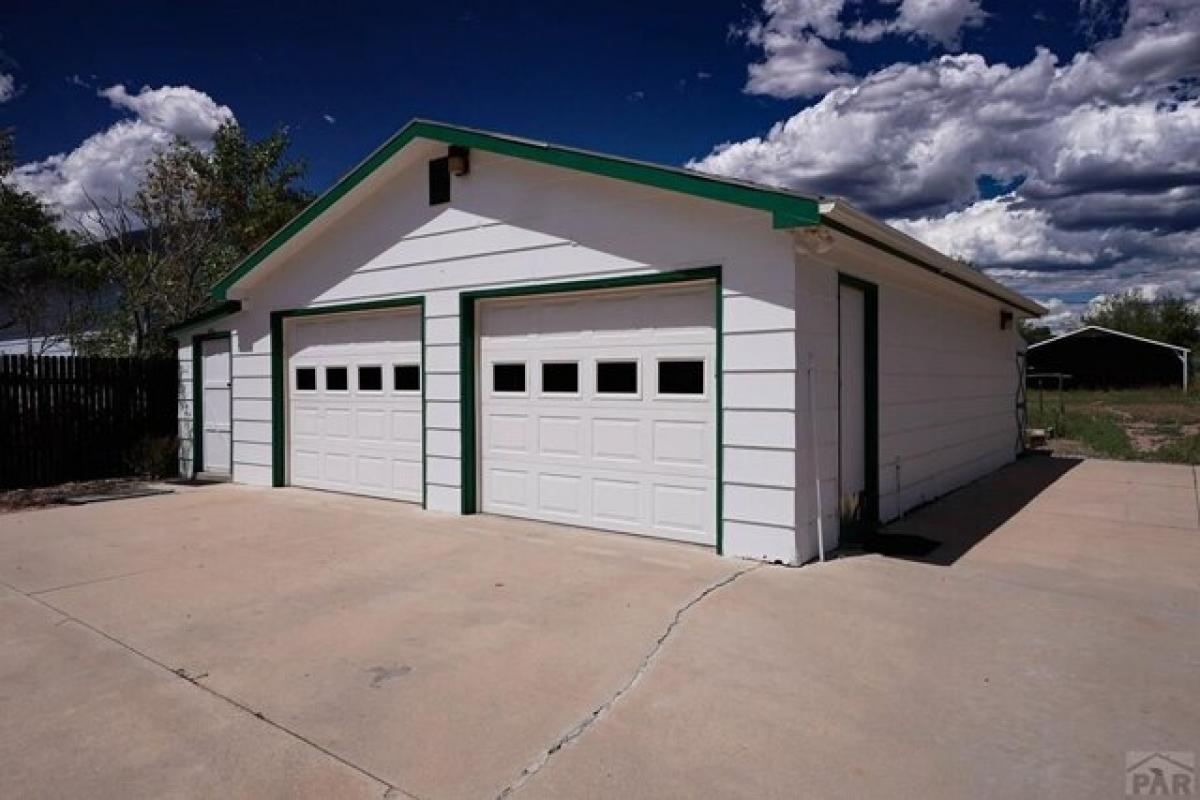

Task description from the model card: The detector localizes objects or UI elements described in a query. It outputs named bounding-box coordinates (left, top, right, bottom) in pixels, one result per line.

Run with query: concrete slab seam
left=0, top=578, right=423, bottom=800
left=1192, top=466, right=1200, bottom=530
left=493, top=562, right=763, bottom=799
left=27, top=567, right=175, bottom=597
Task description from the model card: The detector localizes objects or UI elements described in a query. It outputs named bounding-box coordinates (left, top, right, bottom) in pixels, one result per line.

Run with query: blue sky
left=2, top=1, right=1197, bottom=327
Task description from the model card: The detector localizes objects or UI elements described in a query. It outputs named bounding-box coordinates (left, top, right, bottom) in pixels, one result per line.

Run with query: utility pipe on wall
left=808, top=353, right=826, bottom=563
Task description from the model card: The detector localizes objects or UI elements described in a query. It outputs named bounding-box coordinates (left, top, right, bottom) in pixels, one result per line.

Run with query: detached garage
left=170, top=120, right=1043, bottom=564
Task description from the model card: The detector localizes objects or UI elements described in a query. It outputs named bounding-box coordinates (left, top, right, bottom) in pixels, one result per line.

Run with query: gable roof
left=210, top=119, right=824, bottom=299
left=208, top=119, right=1043, bottom=316
left=1029, top=325, right=1190, bottom=353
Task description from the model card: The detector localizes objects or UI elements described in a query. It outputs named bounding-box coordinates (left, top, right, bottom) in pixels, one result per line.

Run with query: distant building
left=1027, top=325, right=1190, bottom=390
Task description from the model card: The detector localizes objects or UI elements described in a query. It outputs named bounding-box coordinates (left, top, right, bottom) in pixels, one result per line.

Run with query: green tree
left=192, top=121, right=311, bottom=258
left=1082, top=290, right=1200, bottom=351
left=1019, top=320, right=1054, bottom=345
left=0, top=129, right=87, bottom=353
left=80, top=122, right=312, bottom=355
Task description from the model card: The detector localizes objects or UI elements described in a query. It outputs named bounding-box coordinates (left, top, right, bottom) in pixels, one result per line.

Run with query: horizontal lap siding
left=178, top=343, right=194, bottom=476
left=877, top=283, right=1019, bottom=518
left=176, top=320, right=276, bottom=486
left=226, top=148, right=800, bottom=561
left=795, top=235, right=1021, bottom=556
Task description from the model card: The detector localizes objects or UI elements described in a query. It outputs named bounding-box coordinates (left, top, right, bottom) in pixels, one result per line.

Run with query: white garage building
left=170, top=120, right=1043, bottom=564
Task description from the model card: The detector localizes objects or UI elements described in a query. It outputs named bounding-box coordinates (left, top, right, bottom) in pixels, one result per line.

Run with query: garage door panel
left=390, top=409, right=422, bottom=443
left=537, top=473, right=584, bottom=517
left=479, top=283, right=716, bottom=545
left=537, top=416, right=584, bottom=457
left=651, top=420, right=710, bottom=468
left=355, top=455, right=389, bottom=488
left=487, top=413, right=531, bottom=454
left=651, top=483, right=712, bottom=539
left=325, top=408, right=352, bottom=437
left=592, top=478, right=641, bottom=525
left=292, top=406, right=321, bottom=435
left=355, top=409, right=388, bottom=440
left=292, top=449, right=320, bottom=481
left=392, top=461, right=422, bottom=495
left=323, top=453, right=353, bottom=484
left=286, top=309, right=423, bottom=504
left=592, top=418, right=641, bottom=463
left=487, top=467, right=531, bottom=511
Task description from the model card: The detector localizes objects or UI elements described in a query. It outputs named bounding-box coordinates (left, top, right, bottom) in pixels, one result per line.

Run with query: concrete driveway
left=1, top=457, right=1197, bottom=799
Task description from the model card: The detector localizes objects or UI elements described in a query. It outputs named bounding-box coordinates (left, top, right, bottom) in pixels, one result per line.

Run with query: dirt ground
left=0, top=479, right=154, bottom=514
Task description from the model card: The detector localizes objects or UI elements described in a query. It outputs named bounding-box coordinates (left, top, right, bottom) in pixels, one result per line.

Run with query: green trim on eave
left=457, top=267, right=724, bottom=553
left=268, top=296, right=426, bottom=501
left=168, top=301, right=242, bottom=337
left=837, top=273, right=880, bottom=538
left=210, top=120, right=818, bottom=299
left=191, top=331, right=232, bottom=477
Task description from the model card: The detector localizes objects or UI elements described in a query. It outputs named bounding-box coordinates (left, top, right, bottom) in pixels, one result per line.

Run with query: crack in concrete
left=1, top=578, right=426, bottom=800
left=493, top=563, right=762, bottom=799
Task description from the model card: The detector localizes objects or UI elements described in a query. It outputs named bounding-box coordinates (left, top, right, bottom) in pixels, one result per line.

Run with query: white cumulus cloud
left=0, top=73, right=16, bottom=103
left=739, top=0, right=989, bottom=98
left=9, top=84, right=234, bottom=226
left=696, top=0, right=1200, bottom=327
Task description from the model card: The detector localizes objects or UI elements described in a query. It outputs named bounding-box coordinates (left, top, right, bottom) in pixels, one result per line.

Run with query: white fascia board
left=818, top=199, right=1046, bottom=317
left=1029, top=325, right=1190, bottom=353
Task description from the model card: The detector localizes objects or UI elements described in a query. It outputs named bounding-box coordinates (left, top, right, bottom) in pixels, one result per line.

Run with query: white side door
left=478, top=283, right=716, bottom=545
left=201, top=336, right=232, bottom=475
left=287, top=310, right=423, bottom=503
left=838, top=283, right=867, bottom=532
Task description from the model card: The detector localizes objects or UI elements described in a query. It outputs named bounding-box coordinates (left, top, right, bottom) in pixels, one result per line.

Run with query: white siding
left=175, top=138, right=1024, bottom=564
left=223, top=146, right=802, bottom=562
left=177, top=342, right=194, bottom=476
left=794, top=234, right=1022, bottom=558
left=175, top=318, right=275, bottom=487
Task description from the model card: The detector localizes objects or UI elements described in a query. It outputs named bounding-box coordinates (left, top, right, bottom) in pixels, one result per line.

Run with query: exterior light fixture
left=448, top=145, right=470, bottom=176
left=1000, top=309, right=1014, bottom=330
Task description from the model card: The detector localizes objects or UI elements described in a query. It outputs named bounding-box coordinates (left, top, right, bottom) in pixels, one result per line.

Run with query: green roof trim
left=165, top=300, right=242, bottom=336
left=210, top=120, right=820, bottom=299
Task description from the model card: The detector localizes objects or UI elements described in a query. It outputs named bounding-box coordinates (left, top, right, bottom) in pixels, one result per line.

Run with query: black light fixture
left=1000, top=309, right=1014, bottom=330
left=448, top=145, right=470, bottom=176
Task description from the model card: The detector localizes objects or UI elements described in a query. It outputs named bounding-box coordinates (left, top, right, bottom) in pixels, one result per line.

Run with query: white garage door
left=479, top=282, right=716, bottom=545
left=287, top=310, right=423, bottom=502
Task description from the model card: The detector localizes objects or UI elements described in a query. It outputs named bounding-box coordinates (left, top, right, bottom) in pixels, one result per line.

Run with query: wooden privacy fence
left=0, top=355, right=178, bottom=491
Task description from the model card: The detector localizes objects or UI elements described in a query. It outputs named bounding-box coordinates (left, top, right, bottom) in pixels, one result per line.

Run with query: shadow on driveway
left=850, top=454, right=1083, bottom=566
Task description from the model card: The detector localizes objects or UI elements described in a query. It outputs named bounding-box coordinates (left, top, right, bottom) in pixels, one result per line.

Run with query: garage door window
left=393, top=364, right=421, bottom=392
left=596, top=361, right=638, bottom=396
left=492, top=362, right=526, bottom=394
left=294, top=366, right=317, bottom=391
left=657, top=359, right=704, bottom=396
left=325, top=366, right=348, bottom=392
left=357, top=365, right=383, bottom=392
left=541, top=362, right=579, bottom=395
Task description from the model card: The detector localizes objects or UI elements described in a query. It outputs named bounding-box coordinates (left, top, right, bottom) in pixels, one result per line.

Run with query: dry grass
left=1028, top=386, right=1200, bottom=464
left=0, top=479, right=147, bottom=514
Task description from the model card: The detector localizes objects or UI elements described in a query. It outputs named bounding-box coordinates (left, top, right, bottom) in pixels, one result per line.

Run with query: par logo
left=1127, top=751, right=1195, bottom=796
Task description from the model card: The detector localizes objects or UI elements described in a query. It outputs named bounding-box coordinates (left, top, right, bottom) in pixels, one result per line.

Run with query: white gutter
left=818, top=199, right=1046, bottom=317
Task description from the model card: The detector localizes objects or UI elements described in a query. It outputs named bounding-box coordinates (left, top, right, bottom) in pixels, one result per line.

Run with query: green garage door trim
left=191, top=331, right=232, bottom=478
left=269, top=296, right=427, bottom=507
left=458, top=266, right=725, bottom=553
left=211, top=120, right=817, bottom=299
left=836, top=272, right=879, bottom=535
